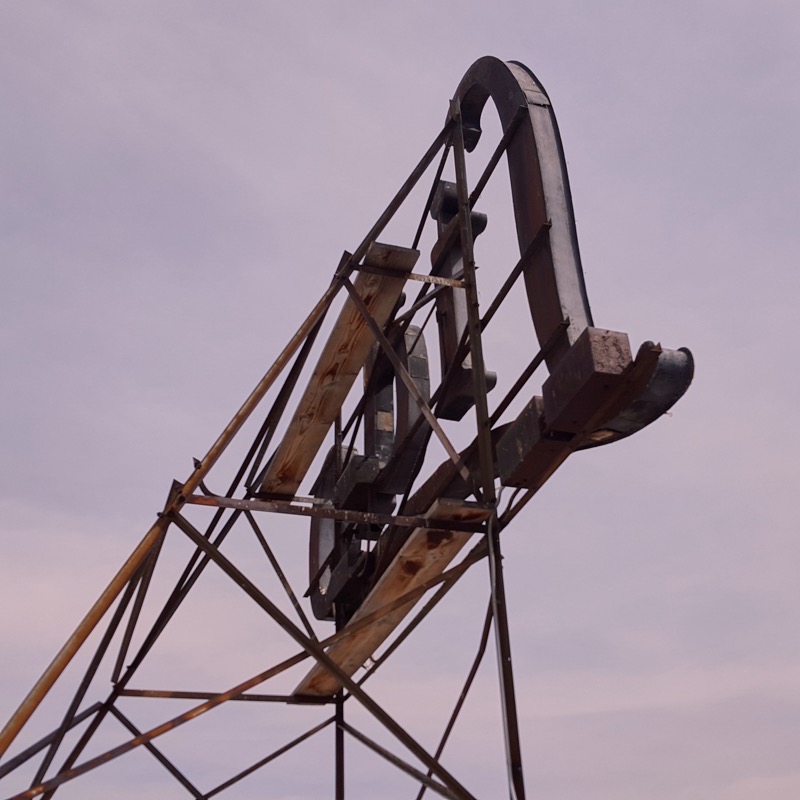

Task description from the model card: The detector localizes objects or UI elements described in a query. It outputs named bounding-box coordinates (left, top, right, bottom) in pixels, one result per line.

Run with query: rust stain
left=401, top=559, right=422, bottom=577
left=426, top=529, right=453, bottom=548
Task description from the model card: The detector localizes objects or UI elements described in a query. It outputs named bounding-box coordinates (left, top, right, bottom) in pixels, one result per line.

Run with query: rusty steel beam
left=11, top=649, right=317, bottom=799
left=107, top=706, right=202, bottom=797
left=0, top=704, right=101, bottom=781
left=0, top=252, right=356, bottom=761
left=415, top=599, right=494, bottom=800
left=341, top=722, right=469, bottom=800
left=204, top=716, right=336, bottom=799
left=452, top=100, right=527, bottom=800
left=355, top=263, right=465, bottom=288
left=340, top=273, right=479, bottom=496
left=169, top=511, right=476, bottom=800
left=184, top=492, right=484, bottom=533
left=118, top=688, right=316, bottom=703
left=244, top=510, right=318, bottom=641
left=0, top=517, right=169, bottom=763
left=0, top=56, right=694, bottom=800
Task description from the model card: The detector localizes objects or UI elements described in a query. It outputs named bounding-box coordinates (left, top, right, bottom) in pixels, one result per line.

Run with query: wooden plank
left=259, top=243, right=418, bottom=497
left=292, top=502, right=491, bottom=699
left=542, top=327, right=632, bottom=433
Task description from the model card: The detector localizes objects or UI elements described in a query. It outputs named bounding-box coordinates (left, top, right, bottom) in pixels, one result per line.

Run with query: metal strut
left=0, top=57, right=693, bottom=800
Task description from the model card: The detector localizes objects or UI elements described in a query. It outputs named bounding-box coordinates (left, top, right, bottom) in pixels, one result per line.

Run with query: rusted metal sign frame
left=0, top=117, right=469, bottom=798
left=0, top=56, right=692, bottom=800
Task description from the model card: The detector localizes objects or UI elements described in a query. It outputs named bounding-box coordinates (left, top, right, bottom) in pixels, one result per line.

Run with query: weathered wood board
left=259, top=243, right=418, bottom=498
left=292, top=500, right=490, bottom=698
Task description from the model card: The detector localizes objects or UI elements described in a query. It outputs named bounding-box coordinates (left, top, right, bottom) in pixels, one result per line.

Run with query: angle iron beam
left=108, top=706, right=202, bottom=798
left=110, top=530, right=165, bottom=684
left=0, top=253, right=353, bottom=761
left=452, top=100, right=527, bottom=800
left=244, top=510, right=317, bottom=641
left=340, top=274, right=479, bottom=497
left=118, top=689, right=323, bottom=703
left=203, top=716, right=336, bottom=799
left=185, top=493, right=486, bottom=534
left=412, top=140, right=452, bottom=250
left=169, top=511, right=475, bottom=800
left=29, top=556, right=147, bottom=787
left=485, top=519, right=526, bottom=800
left=0, top=705, right=101, bottom=781
left=0, top=516, right=169, bottom=763
left=341, top=722, right=469, bottom=800
left=349, top=120, right=455, bottom=268
left=355, top=263, right=465, bottom=288
left=259, top=244, right=418, bottom=498
left=292, top=500, right=489, bottom=698
left=415, top=599, right=494, bottom=800
left=16, top=650, right=318, bottom=799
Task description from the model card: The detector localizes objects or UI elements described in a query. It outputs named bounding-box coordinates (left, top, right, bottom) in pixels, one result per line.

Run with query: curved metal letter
left=455, top=56, right=593, bottom=369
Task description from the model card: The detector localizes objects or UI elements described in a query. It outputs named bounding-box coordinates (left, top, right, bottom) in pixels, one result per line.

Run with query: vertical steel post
left=450, top=99, right=527, bottom=800
left=335, top=689, right=345, bottom=800
left=334, top=413, right=346, bottom=800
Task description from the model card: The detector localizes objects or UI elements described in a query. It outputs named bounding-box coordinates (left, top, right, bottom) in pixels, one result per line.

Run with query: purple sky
left=1, top=2, right=799, bottom=798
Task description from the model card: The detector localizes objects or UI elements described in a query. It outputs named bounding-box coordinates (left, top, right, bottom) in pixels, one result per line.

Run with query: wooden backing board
left=292, top=501, right=491, bottom=698
left=259, top=243, right=418, bottom=498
